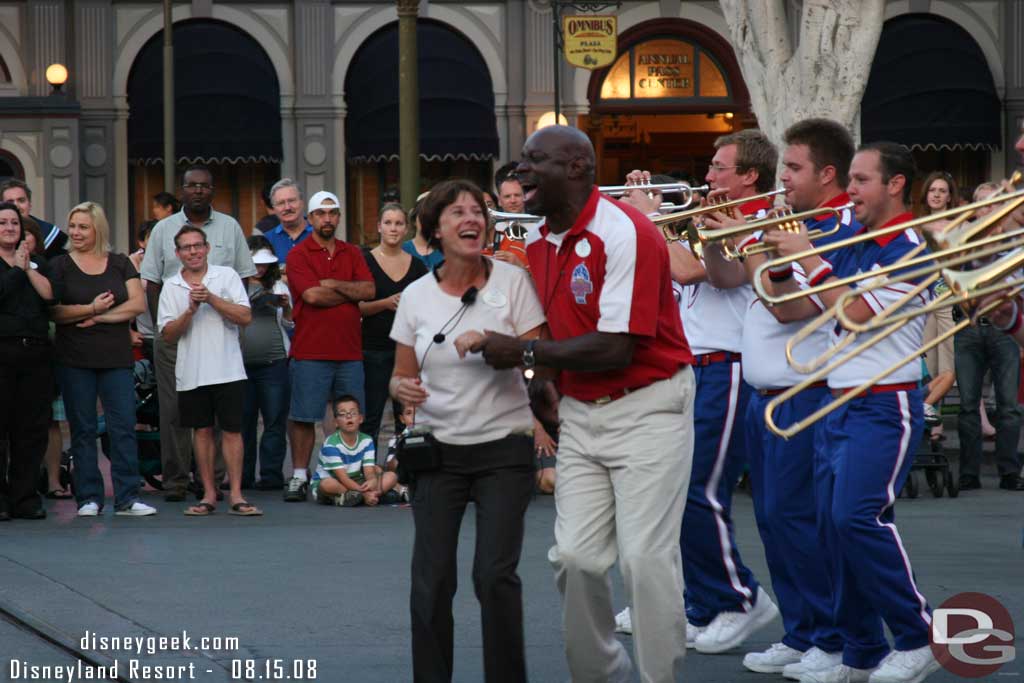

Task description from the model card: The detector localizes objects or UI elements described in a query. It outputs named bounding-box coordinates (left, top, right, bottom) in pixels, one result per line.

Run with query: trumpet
left=600, top=182, right=710, bottom=209
left=652, top=187, right=788, bottom=244
left=488, top=209, right=543, bottom=241
left=698, top=202, right=853, bottom=259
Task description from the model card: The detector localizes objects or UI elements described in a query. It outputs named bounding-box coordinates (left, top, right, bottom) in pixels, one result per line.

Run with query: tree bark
left=719, top=0, right=884, bottom=149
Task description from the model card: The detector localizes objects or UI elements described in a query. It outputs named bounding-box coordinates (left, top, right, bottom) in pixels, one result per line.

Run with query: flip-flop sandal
left=184, top=502, right=216, bottom=516
left=229, top=502, right=262, bottom=517
left=45, top=489, right=73, bottom=499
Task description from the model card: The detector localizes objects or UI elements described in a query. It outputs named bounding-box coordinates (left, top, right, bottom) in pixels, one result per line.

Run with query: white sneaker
left=784, top=648, right=843, bottom=680
left=801, top=664, right=873, bottom=683
left=744, top=642, right=804, bottom=673
left=686, top=622, right=706, bottom=649
left=614, top=607, right=632, bottom=634
left=695, top=587, right=780, bottom=653
left=868, top=646, right=940, bottom=683
left=115, top=501, right=157, bottom=516
left=77, top=502, right=100, bottom=517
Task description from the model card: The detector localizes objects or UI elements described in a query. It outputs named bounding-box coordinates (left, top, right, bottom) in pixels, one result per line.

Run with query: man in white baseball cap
left=284, top=189, right=375, bottom=502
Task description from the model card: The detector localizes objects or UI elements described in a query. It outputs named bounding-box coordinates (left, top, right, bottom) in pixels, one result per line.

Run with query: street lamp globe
left=45, top=63, right=68, bottom=93
left=536, top=111, right=569, bottom=130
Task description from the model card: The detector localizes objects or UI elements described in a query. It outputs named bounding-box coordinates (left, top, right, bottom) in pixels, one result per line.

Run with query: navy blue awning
left=345, top=21, right=499, bottom=163
left=127, top=20, right=282, bottom=165
left=862, top=14, right=1000, bottom=151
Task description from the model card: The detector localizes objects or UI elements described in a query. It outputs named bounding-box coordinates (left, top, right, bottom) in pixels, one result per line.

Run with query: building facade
left=0, top=0, right=1021, bottom=250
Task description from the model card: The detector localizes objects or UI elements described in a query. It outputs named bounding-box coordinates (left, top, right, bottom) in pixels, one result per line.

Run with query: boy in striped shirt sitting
left=312, top=395, right=398, bottom=506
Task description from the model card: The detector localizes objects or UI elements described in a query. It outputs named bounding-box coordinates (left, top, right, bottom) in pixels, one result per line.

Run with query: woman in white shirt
left=390, top=180, right=544, bottom=683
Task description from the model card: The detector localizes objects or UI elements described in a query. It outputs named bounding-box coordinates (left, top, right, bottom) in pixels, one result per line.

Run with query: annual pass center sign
left=563, top=15, right=617, bottom=70
left=634, top=39, right=695, bottom=98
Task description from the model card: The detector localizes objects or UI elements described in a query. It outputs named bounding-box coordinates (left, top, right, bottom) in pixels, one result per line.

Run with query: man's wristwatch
left=522, top=340, right=537, bottom=379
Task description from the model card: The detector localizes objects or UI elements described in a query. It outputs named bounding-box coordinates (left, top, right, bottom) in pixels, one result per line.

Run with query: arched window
left=0, top=150, right=24, bottom=181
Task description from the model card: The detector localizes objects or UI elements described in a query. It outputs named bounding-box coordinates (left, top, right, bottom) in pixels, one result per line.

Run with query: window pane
left=633, top=39, right=695, bottom=98
left=699, top=52, right=728, bottom=97
left=600, top=52, right=632, bottom=99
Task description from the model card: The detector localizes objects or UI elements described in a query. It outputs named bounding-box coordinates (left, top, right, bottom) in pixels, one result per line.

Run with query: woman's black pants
left=0, top=338, right=53, bottom=515
left=409, top=435, right=535, bottom=683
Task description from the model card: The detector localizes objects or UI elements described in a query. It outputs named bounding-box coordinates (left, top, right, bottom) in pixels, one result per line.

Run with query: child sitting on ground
left=312, top=395, right=399, bottom=506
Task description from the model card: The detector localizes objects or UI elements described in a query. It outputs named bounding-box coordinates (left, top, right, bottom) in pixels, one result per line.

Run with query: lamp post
left=550, top=1, right=621, bottom=124
left=162, top=0, right=174, bottom=193
left=397, top=0, right=420, bottom=210
left=45, top=63, right=68, bottom=95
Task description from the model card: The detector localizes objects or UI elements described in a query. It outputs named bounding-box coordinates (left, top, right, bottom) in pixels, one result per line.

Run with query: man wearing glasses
left=157, top=225, right=259, bottom=516
left=141, top=165, right=256, bottom=503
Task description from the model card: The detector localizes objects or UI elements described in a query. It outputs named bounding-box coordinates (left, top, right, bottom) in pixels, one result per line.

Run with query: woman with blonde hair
left=49, top=202, right=155, bottom=517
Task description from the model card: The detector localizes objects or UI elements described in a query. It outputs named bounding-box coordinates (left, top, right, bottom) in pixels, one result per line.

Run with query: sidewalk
left=2, top=466, right=1022, bottom=682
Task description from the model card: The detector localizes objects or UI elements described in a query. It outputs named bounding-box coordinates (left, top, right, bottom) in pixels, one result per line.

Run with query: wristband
left=807, top=262, right=834, bottom=287
left=768, top=265, right=794, bottom=282
left=736, top=235, right=759, bottom=252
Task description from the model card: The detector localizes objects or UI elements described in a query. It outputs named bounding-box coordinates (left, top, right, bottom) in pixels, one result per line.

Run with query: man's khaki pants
left=549, top=366, right=695, bottom=683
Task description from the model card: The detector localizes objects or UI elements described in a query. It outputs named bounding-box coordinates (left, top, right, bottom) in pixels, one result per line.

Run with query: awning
left=345, top=21, right=499, bottom=163
left=861, top=14, right=1000, bottom=152
left=127, top=20, right=282, bottom=165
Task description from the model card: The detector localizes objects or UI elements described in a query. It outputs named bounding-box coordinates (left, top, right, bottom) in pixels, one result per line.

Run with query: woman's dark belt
left=0, top=336, right=50, bottom=347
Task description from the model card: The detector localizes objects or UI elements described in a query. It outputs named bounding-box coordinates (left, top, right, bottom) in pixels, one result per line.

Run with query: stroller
left=41, top=358, right=164, bottom=494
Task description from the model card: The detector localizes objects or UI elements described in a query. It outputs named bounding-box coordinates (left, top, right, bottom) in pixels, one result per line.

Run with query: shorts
left=289, top=359, right=365, bottom=423
left=178, top=380, right=246, bottom=432
left=311, top=471, right=364, bottom=500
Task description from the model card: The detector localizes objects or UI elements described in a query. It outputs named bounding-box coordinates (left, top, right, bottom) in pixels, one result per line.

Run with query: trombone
left=698, top=202, right=854, bottom=260
left=765, top=259, right=1024, bottom=439
left=753, top=186, right=1024, bottom=306
left=833, top=235, right=1024, bottom=332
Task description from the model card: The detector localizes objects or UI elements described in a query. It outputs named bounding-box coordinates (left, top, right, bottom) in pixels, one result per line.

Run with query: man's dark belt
left=693, top=351, right=742, bottom=367
left=758, top=381, right=828, bottom=397
left=0, top=336, right=50, bottom=347
left=830, top=381, right=919, bottom=399
left=588, top=382, right=654, bottom=405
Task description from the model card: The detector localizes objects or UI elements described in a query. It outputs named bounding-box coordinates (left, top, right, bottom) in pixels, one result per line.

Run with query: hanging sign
left=563, top=15, right=618, bottom=70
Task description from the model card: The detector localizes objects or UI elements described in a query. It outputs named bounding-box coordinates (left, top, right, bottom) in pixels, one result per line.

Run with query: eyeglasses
left=176, top=242, right=207, bottom=252
left=183, top=182, right=213, bottom=191
left=334, top=411, right=360, bottom=419
left=707, top=164, right=739, bottom=173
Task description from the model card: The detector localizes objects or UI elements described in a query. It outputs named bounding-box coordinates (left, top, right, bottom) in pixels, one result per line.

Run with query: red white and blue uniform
left=677, top=197, right=769, bottom=626
left=817, top=213, right=933, bottom=669
left=743, top=194, right=856, bottom=656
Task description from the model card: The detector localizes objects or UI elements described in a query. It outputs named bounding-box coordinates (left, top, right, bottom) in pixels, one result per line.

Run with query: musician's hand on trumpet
left=619, top=169, right=663, bottom=215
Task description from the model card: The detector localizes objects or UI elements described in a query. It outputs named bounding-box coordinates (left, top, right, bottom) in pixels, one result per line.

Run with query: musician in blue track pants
left=764, top=141, right=939, bottom=683
left=703, top=118, right=857, bottom=677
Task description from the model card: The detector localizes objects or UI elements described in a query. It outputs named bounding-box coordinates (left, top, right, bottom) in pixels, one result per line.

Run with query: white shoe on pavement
left=800, top=664, right=873, bottom=683
left=115, top=501, right=157, bottom=516
left=695, top=587, right=779, bottom=653
left=868, top=646, right=940, bottom=683
left=744, top=642, right=804, bottom=673
left=614, top=607, right=632, bottom=634
left=686, top=622, right=706, bottom=649
left=77, top=502, right=100, bottom=517
left=784, top=648, right=843, bottom=680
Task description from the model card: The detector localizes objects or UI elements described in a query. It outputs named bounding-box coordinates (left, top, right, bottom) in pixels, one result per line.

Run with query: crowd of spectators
left=2, top=162, right=1021, bottom=522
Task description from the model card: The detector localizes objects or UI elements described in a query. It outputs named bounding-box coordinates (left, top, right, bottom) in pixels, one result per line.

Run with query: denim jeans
left=362, top=347, right=398, bottom=448
left=954, top=324, right=1022, bottom=478
left=57, top=365, right=140, bottom=509
left=242, top=357, right=290, bottom=487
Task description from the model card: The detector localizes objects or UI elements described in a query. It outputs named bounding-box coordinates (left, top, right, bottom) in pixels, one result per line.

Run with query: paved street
left=0, top=466, right=1022, bottom=683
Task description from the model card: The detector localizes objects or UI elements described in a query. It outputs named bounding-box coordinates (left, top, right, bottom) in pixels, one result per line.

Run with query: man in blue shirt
left=265, top=178, right=312, bottom=264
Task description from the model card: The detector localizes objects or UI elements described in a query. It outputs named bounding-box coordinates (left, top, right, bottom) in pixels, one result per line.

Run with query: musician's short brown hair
left=783, top=118, right=855, bottom=188
left=714, top=129, right=777, bottom=193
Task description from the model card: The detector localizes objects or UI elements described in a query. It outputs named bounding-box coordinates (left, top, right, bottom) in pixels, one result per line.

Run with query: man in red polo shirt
left=475, top=126, right=695, bottom=683
left=284, top=191, right=374, bottom=502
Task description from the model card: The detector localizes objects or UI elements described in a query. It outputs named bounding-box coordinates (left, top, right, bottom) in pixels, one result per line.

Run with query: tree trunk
left=719, top=0, right=884, bottom=149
